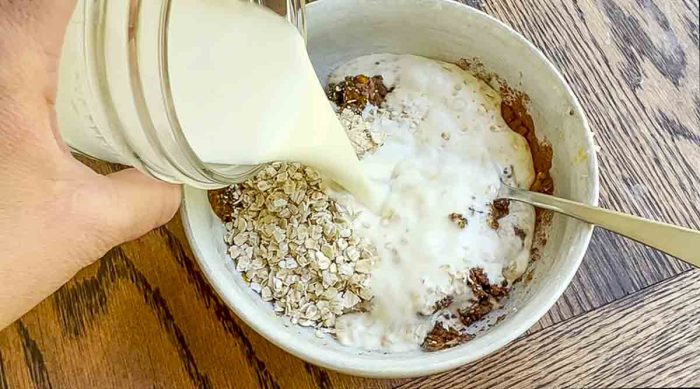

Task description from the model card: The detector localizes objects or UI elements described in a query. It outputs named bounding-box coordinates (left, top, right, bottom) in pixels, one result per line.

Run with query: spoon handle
left=501, top=186, right=700, bottom=267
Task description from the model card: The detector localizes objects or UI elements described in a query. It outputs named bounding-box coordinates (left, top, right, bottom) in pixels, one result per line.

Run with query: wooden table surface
left=1, top=0, right=698, bottom=387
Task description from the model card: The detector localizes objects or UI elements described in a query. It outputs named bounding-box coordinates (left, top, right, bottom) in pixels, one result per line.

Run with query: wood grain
left=0, top=0, right=698, bottom=388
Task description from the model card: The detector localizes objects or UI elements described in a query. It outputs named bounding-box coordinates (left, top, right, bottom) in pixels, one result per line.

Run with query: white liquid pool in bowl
left=181, top=0, right=599, bottom=378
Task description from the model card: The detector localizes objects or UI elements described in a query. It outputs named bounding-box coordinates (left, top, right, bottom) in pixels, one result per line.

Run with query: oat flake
left=222, top=161, right=376, bottom=329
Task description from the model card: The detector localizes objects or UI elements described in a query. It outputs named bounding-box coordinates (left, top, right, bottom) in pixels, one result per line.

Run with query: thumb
left=98, top=168, right=182, bottom=245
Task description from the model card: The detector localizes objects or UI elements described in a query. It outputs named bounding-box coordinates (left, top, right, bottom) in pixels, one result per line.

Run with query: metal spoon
left=497, top=181, right=700, bottom=268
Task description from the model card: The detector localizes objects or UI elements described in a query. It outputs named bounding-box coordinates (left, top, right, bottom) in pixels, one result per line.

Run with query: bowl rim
left=181, top=0, right=600, bottom=378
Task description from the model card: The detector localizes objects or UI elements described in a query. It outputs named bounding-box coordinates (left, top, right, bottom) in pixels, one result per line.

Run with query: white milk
left=168, top=3, right=534, bottom=351
left=330, top=54, right=536, bottom=352
left=57, top=0, right=537, bottom=353
left=167, top=0, right=375, bottom=204
left=57, top=0, right=374, bottom=204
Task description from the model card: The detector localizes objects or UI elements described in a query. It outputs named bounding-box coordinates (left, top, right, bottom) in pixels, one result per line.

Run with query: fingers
left=99, top=168, right=182, bottom=245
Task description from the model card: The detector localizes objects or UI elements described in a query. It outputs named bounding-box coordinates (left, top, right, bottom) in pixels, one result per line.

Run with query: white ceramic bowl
left=182, top=0, right=599, bottom=378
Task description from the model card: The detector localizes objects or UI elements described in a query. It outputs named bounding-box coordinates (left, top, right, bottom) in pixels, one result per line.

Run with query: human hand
left=0, top=1, right=181, bottom=328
